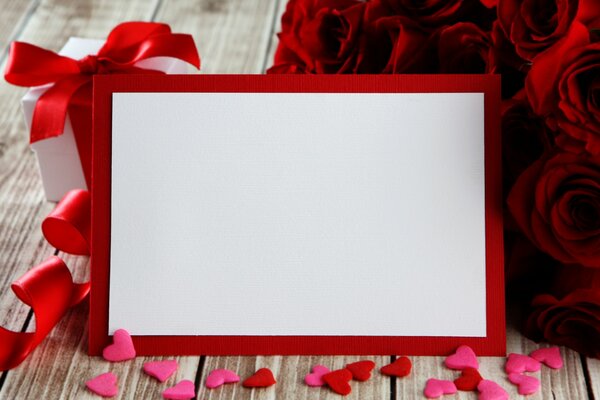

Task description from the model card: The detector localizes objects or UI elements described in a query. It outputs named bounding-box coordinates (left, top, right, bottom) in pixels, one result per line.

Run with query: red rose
left=377, top=0, right=493, bottom=30
left=526, top=289, right=600, bottom=358
left=501, top=92, right=555, bottom=192
left=507, top=151, right=600, bottom=268
left=577, top=0, right=600, bottom=28
left=489, top=21, right=528, bottom=98
left=268, top=0, right=366, bottom=74
left=436, top=22, right=492, bottom=73
left=498, top=0, right=579, bottom=61
left=373, top=15, right=436, bottom=73
left=526, top=263, right=600, bottom=357
left=526, top=23, right=600, bottom=154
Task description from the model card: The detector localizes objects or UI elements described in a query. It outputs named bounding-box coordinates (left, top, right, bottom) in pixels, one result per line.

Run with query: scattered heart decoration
left=162, top=379, right=196, bottom=400
left=102, top=329, right=136, bottom=362
left=423, top=378, right=457, bottom=399
left=444, top=345, right=479, bottom=370
left=205, top=368, right=240, bottom=389
left=505, top=353, right=541, bottom=374
left=304, top=365, right=330, bottom=387
left=243, top=368, right=276, bottom=388
left=85, top=372, right=119, bottom=398
left=477, top=379, right=509, bottom=400
left=530, top=347, right=563, bottom=369
left=454, top=367, right=483, bottom=391
left=508, top=372, right=541, bottom=395
left=143, top=360, right=178, bottom=382
left=380, top=356, right=412, bottom=378
left=346, top=360, right=375, bottom=381
left=323, top=368, right=353, bottom=396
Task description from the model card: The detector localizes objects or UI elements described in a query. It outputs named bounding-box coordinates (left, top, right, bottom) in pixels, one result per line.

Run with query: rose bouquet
left=268, top=0, right=600, bottom=357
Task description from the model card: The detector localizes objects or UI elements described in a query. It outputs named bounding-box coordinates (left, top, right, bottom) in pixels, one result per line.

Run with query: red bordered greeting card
left=90, top=74, right=504, bottom=356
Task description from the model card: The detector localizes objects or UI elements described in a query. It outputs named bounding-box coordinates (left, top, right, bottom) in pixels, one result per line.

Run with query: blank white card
left=109, top=92, right=486, bottom=337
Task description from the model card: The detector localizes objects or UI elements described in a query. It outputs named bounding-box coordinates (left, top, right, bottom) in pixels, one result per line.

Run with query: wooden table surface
left=0, top=0, right=599, bottom=398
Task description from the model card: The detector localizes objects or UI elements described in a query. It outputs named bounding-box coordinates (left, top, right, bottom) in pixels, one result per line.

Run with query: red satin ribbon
left=4, top=22, right=200, bottom=186
left=0, top=190, right=91, bottom=370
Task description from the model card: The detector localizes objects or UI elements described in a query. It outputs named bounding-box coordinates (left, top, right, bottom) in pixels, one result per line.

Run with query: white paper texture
left=109, top=92, right=486, bottom=337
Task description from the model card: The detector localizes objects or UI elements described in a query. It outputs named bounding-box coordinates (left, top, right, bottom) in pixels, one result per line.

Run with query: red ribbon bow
left=0, top=190, right=91, bottom=370
left=4, top=22, right=200, bottom=186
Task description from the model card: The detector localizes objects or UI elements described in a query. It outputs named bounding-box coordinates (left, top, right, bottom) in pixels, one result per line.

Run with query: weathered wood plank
left=396, top=324, right=588, bottom=399
left=0, top=254, right=199, bottom=399
left=1, top=0, right=283, bottom=398
left=0, top=0, right=173, bottom=397
left=262, top=0, right=285, bottom=73
left=155, top=0, right=278, bottom=73
left=197, top=355, right=390, bottom=399
left=584, top=357, right=600, bottom=399
left=0, top=0, right=37, bottom=60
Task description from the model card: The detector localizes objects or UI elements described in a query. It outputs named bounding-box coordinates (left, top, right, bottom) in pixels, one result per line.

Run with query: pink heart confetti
left=530, top=347, right=563, bottom=369
left=304, top=364, right=330, bottom=387
left=444, top=345, right=479, bottom=370
left=508, top=372, right=541, bottom=395
left=424, top=378, right=457, bottom=399
left=102, top=329, right=136, bottom=362
left=143, top=360, right=178, bottom=382
left=477, top=379, right=509, bottom=400
left=85, top=372, right=118, bottom=398
left=505, top=353, right=541, bottom=374
left=163, top=379, right=195, bottom=400
left=205, top=368, right=240, bottom=389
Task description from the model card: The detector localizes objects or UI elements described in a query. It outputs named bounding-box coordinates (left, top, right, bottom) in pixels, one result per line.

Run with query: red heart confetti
left=453, top=367, right=483, bottom=391
left=102, top=329, right=136, bottom=362
left=323, top=368, right=353, bottom=396
left=444, top=345, right=478, bottom=370
left=143, top=360, right=178, bottom=382
left=162, top=379, right=195, bottom=399
left=424, top=378, right=457, bottom=399
left=530, top=347, right=563, bottom=369
left=345, top=360, right=375, bottom=381
left=85, top=372, right=118, bottom=398
left=242, top=368, right=276, bottom=388
left=380, top=357, right=412, bottom=378
left=505, top=353, right=541, bottom=374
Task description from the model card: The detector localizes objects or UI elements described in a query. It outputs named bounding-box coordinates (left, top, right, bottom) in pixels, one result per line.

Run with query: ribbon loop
left=0, top=190, right=92, bottom=370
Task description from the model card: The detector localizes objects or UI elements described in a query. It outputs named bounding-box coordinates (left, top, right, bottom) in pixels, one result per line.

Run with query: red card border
left=90, top=74, right=505, bottom=356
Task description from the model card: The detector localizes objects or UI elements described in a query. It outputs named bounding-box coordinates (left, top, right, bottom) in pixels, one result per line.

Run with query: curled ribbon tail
left=0, top=257, right=88, bottom=371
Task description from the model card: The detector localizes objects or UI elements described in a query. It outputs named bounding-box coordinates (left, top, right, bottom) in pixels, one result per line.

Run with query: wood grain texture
left=0, top=0, right=598, bottom=398
left=584, top=357, right=600, bottom=400
left=155, top=0, right=278, bottom=73
left=396, top=324, right=589, bottom=399
left=198, top=355, right=390, bottom=399
left=0, top=0, right=37, bottom=60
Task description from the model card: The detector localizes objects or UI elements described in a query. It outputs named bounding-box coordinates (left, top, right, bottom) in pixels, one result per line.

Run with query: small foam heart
left=424, top=378, right=457, bottom=399
left=454, top=367, right=483, bottom=391
left=304, top=365, right=330, bottom=387
left=323, top=368, right=353, bottom=396
left=380, top=357, right=412, bottom=378
left=346, top=360, right=375, bottom=381
left=205, top=368, right=240, bottom=389
left=102, top=329, right=136, bottom=362
left=162, top=380, right=195, bottom=400
left=477, top=379, right=509, bottom=400
left=505, top=353, right=541, bottom=374
left=143, top=360, right=178, bottom=382
left=530, top=347, right=563, bottom=369
left=445, top=345, right=479, bottom=370
left=508, top=373, right=541, bottom=395
left=243, top=368, right=276, bottom=388
left=85, top=372, right=118, bottom=398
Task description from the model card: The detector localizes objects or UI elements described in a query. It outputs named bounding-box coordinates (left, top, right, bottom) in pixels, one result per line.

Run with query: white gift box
left=22, top=37, right=189, bottom=201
